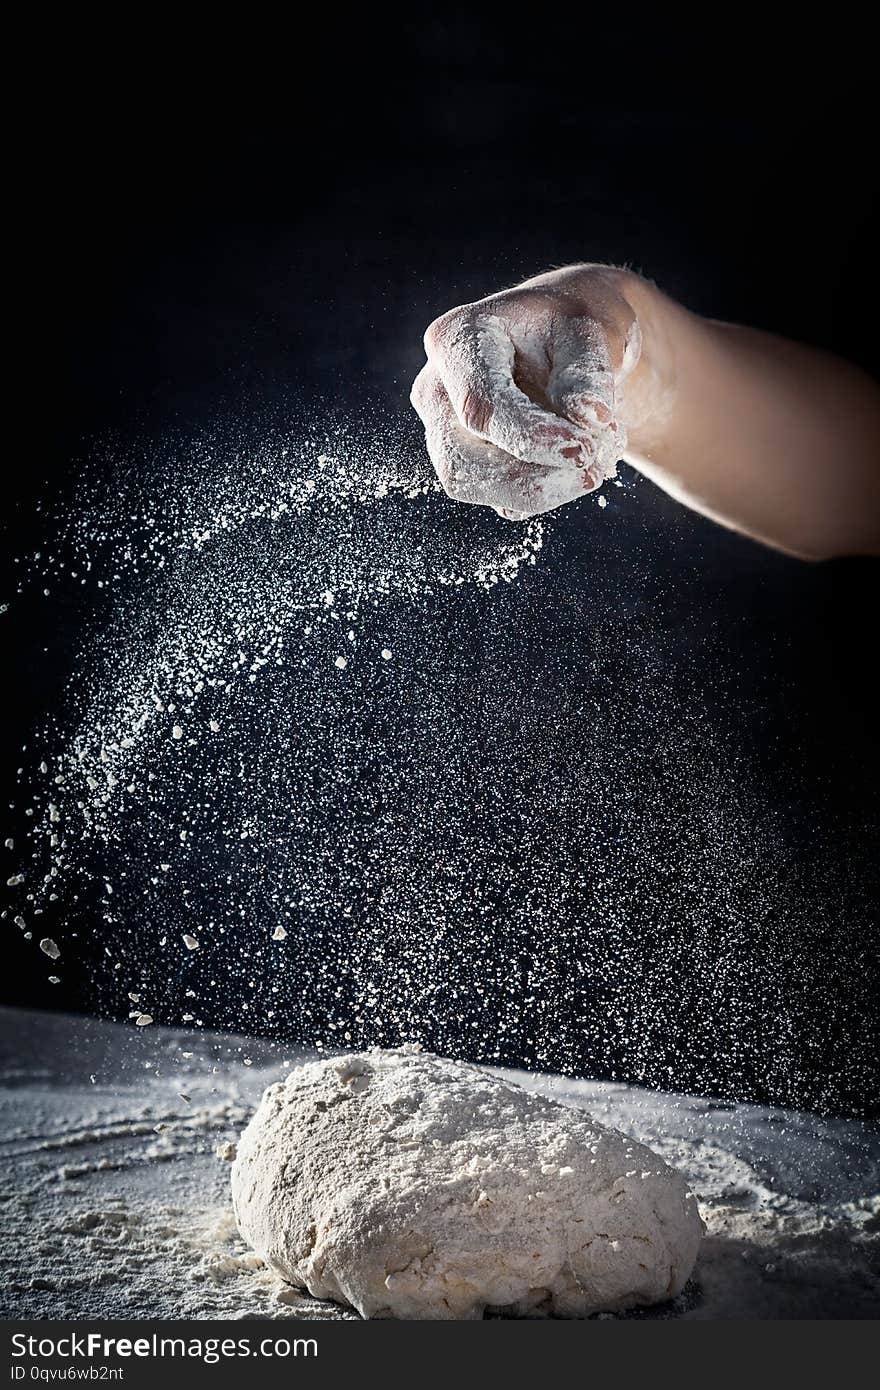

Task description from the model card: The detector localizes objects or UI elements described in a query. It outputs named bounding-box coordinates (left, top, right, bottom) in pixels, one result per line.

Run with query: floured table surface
left=1, top=1008, right=877, bottom=1320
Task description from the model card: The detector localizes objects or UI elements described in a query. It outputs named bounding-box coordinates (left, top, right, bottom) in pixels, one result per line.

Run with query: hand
left=415, top=262, right=880, bottom=557
left=410, top=265, right=650, bottom=520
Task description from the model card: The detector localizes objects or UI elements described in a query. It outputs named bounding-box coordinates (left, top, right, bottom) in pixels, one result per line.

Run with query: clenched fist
left=411, top=264, right=880, bottom=559
left=410, top=265, right=657, bottom=520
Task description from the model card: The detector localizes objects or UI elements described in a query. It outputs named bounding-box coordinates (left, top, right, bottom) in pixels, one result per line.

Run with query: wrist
left=608, top=270, right=681, bottom=457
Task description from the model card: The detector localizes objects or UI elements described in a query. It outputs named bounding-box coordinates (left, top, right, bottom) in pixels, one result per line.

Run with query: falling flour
left=3, top=411, right=547, bottom=1027
left=2, top=403, right=877, bottom=1116
left=232, top=1048, right=703, bottom=1319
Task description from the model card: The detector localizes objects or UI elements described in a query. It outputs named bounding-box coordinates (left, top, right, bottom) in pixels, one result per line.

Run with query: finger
left=425, top=310, right=607, bottom=482
left=410, top=364, right=592, bottom=517
left=547, top=316, right=627, bottom=480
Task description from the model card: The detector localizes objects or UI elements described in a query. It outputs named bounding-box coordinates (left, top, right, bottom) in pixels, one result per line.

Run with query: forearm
left=619, top=275, right=880, bottom=560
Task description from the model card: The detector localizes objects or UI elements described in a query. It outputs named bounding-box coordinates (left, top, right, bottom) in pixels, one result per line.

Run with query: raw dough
left=232, top=1048, right=703, bottom=1319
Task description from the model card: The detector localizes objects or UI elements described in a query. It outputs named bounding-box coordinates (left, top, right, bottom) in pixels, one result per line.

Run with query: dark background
left=4, top=20, right=878, bottom=1115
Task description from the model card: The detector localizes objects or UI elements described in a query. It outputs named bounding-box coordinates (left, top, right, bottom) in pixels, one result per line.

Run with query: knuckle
left=430, top=454, right=458, bottom=497
left=440, top=477, right=462, bottom=501
left=423, top=311, right=453, bottom=356
left=423, top=304, right=470, bottom=357
left=409, top=368, right=431, bottom=414
left=441, top=470, right=464, bottom=500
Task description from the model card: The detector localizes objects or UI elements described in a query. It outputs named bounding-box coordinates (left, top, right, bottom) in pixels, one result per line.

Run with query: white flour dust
left=2, top=405, right=877, bottom=1116
left=2, top=410, right=551, bottom=1034
left=42, top=426, right=542, bottom=846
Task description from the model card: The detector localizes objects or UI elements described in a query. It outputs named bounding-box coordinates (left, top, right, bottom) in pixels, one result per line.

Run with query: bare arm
left=620, top=273, right=880, bottom=558
left=411, top=265, right=880, bottom=560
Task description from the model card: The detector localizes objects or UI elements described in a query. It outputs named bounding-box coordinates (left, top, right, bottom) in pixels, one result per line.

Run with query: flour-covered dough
left=232, top=1048, right=703, bottom=1319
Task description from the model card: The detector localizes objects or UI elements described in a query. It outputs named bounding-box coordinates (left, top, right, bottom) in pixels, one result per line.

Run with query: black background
left=4, top=19, right=878, bottom=1115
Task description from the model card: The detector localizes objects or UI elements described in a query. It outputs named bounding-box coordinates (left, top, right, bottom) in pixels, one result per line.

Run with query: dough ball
left=232, top=1048, right=703, bottom=1319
